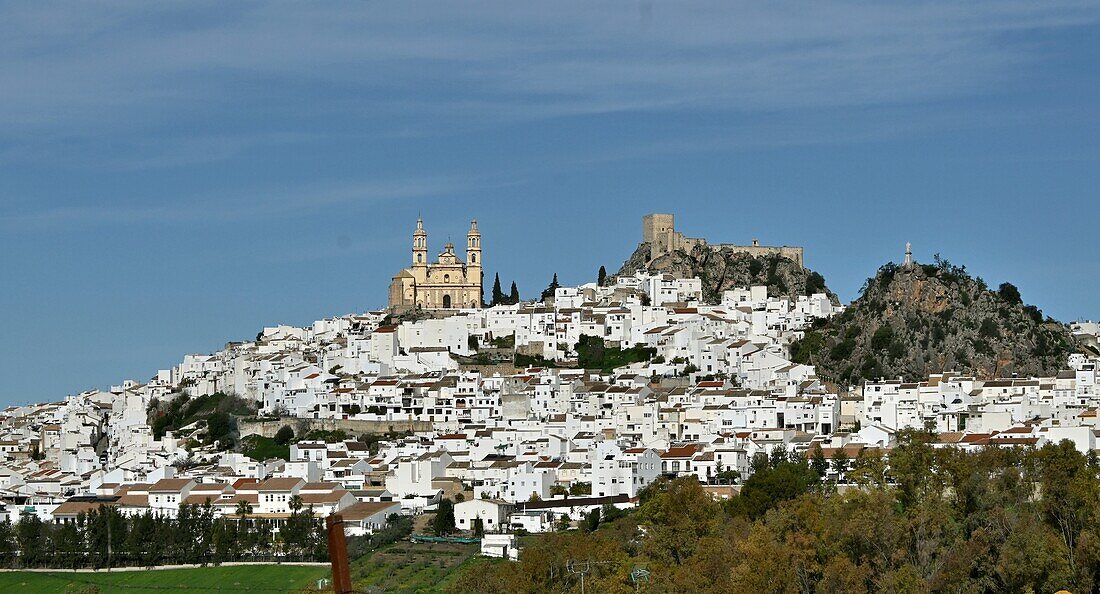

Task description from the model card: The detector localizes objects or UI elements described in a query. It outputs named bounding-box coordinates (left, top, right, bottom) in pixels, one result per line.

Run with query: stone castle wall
left=642, top=212, right=804, bottom=268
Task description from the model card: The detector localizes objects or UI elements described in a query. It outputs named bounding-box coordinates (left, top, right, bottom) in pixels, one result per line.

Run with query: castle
left=388, top=218, right=483, bottom=311
left=642, top=213, right=804, bottom=267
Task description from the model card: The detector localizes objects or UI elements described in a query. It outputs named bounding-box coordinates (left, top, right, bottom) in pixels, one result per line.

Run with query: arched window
left=417, top=253, right=423, bottom=263
left=443, top=294, right=452, bottom=308
left=444, top=274, right=450, bottom=282
left=470, top=254, right=476, bottom=263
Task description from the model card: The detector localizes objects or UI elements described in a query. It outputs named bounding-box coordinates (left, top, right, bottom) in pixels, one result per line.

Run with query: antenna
left=567, top=559, right=592, bottom=594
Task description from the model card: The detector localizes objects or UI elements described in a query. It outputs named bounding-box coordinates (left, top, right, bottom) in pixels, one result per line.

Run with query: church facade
left=388, top=218, right=483, bottom=311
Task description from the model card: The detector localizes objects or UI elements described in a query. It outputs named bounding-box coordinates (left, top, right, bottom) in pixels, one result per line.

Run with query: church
left=388, top=218, right=483, bottom=311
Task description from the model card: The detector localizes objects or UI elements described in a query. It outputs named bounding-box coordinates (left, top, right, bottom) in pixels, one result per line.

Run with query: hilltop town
left=2, top=214, right=1099, bottom=558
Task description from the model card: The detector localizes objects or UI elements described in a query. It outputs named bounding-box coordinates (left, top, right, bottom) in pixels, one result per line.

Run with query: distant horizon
left=2, top=2, right=1098, bottom=405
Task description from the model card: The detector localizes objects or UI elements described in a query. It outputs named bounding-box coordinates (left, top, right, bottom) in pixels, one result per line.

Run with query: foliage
left=491, top=273, right=505, bottom=306
left=569, top=482, right=592, bottom=496
left=303, top=428, right=348, bottom=443
left=351, top=541, right=480, bottom=594
left=540, top=273, right=560, bottom=301
left=575, top=334, right=656, bottom=372
left=999, top=281, right=1023, bottom=305
left=239, top=435, right=290, bottom=461
left=148, top=392, right=253, bottom=450
left=0, top=503, right=327, bottom=569
left=514, top=352, right=558, bottom=368
left=433, top=499, right=457, bottom=536
left=450, top=440, right=1100, bottom=594
left=346, top=514, right=413, bottom=559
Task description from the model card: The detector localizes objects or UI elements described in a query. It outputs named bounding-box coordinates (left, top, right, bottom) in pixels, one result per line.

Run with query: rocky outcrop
left=617, top=242, right=837, bottom=304
left=790, top=257, right=1083, bottom=384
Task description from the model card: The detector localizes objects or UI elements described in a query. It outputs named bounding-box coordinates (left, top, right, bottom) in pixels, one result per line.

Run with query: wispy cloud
left=0, top=1, right=1096, bottom=143
left=0, top=176, right=480, bottom=228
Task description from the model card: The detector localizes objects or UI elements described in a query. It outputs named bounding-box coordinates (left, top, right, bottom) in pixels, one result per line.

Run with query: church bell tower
left=413, top=218, right=427, bottom=268
left=467, top=219, right=482, bottom=306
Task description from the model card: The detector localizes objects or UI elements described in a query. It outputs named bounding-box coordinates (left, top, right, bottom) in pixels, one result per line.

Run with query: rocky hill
left=790, top=256, right=1084, bottom=384
left=616, top=241, right=837, bottom=304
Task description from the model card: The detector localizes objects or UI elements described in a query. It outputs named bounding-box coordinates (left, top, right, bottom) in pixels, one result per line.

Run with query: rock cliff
left=616, top=241, right=837, bottom=304
left=790, top=257, right=1083, bottom=384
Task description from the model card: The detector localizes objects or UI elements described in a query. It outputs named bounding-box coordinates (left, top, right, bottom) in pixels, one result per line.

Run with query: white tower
left=413, top=218, right=428, bottom=268
left=904, top=242, right=913, bottom=267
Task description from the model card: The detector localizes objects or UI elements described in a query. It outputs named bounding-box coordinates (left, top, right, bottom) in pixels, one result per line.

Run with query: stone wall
left=239, top=417, right=432, bottom=439
left=643, top=213, right=804, bottom=268
left=712, top=244, right=805, bottom=268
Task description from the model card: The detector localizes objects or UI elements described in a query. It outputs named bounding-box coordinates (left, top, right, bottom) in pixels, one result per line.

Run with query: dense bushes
left=450, top=435, right=1100, bottom=594
left=575, top=335, right=656, bottom=372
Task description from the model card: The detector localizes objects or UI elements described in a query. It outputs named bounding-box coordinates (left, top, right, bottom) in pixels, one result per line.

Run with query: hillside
left=790, top=256, right=1083, bottom=384
left=616, top=241, right=837, bottom=304
left=148, top=391, right=254, bottom=450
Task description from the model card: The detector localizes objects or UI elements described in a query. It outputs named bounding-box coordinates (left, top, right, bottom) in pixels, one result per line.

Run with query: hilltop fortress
left=642, top=213, right=804, bottom=268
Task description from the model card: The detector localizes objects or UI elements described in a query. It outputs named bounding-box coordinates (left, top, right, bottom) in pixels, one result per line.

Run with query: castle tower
left=412, top=218, right=427, bottom=268
left=642, top=213, right=675, bottom=245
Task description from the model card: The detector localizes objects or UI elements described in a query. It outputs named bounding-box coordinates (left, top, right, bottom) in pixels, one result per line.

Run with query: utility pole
left=567, top=559, right=591, bottom=594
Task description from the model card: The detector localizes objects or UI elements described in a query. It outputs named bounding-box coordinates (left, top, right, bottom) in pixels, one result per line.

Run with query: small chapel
left=388, top=218, right=483, bottom=311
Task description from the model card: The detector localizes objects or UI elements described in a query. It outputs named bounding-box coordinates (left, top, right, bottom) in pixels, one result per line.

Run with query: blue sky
left=1, top=2, right=1098, bottom=405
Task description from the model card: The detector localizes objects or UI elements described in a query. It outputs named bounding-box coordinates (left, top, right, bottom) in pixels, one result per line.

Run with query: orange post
left=326, top=514, right=353, bottom=594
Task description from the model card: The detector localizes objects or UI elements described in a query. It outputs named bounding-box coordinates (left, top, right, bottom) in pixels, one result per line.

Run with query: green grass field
left=0, top=564, right=330, bottom=594
left=0, top=540, right=486, bottom=594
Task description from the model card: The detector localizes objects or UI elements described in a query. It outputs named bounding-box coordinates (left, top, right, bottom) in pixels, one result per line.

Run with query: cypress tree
left=491, top=273, right=504, bottom=306
left=540, top=273, right=560, bottom=301
left=509, top=281, right=520, bottom=304
left=598, top=265, right=607, bottom=286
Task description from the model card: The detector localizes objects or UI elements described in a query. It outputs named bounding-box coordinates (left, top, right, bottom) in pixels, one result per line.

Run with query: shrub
left=998, top=282, right=1023, bottom=305
left=274, top=425, right=294, bottom=446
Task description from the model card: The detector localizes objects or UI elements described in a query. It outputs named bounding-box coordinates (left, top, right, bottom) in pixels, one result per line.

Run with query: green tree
left=597, top=265, right=607, bottom=286
left=730, top=458, right=818, bottom=519
left=508, top=281, right=519, bottom=304
left=584, top=506, right=601, bottom=532
left=831, top=448, right=850, bottom=478
left=998, top=282, right=1023, bottom=305
left=871, top=325, right=895, bottom=351
left=274, top=425, right=294, bottom=445
left=540, top=273, right=560, bottom=301
left=16, top=513, right=46, bottom=566
left=810, top=446, right=829, bottom=479
left=638, top=478, right=722, bottom=565
left=491, top=273, right=504, bottom=306
left=433, top=499, right=457, bottom=536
